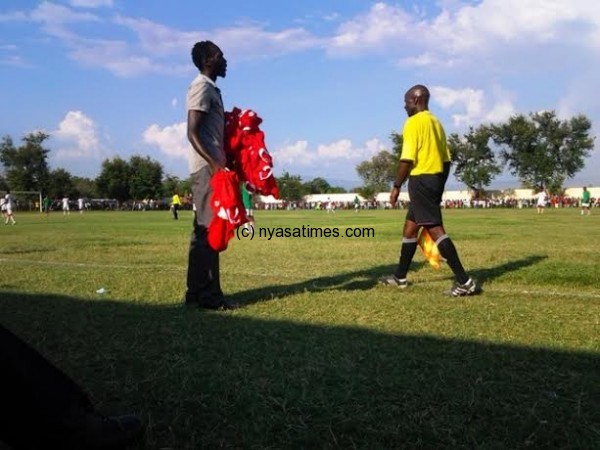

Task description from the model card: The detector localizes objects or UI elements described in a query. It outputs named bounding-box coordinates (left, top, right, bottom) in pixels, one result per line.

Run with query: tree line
left=0, top=132, right=348, bottom=202
left=0, top=132, right=186, bottom=202
left=1, top=111, right=594, bottom=202
left=355, top=110, right=594, bottom=198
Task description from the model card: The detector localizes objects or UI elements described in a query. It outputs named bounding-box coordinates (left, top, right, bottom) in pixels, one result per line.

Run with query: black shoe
left=445, top=278, right=480, bottom=297
left=378, top=275, right=408, bottom=288
left=220, top=301, right=242, bottom=311
left=184, top=294, right=241, bottom=311
left=74, top=413, right=145, bottom=449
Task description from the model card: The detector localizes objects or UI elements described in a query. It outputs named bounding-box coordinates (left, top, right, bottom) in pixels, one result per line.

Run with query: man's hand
left=390, top=186, right=400, bottom=205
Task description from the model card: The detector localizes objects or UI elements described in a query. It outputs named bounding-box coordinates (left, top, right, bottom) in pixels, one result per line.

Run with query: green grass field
left=1, top=208, right=599, bottom=449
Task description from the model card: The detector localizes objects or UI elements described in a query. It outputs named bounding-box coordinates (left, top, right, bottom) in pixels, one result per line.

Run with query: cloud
left=431, top=85, right=515, bottom=127
left=52, top=110, right=101, bottom=158
left=328, top=0, right=600, bottom=67
left=328, top=3, right=412, bottom=55
left=114, top=16, right=321, bottom=63
left=143, top=122, right=188, bottom=159
left=317, top=139, right=358, bottom=159
left=69, top=0, right=114, bottom=8
left=272, top=141, right=315, bottom=167
left=273, top=138, right=388, bottom=169
left=4, top=0, right=600, bottom=78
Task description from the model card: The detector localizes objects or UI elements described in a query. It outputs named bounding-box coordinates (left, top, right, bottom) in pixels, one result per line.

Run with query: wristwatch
left=393, top=181, right=402, bottom=189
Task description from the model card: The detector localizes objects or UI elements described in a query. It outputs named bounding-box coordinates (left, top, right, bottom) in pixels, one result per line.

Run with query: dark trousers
left=172, top=204, right=179, bottom=220
left=0, top=324, right=93, bottom=449
left=185, top=221, right=223, bottom=308
left=185, top=167, right=224, bottom=308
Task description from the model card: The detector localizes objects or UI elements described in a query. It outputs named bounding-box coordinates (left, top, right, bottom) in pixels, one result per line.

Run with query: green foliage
left=0, top=174, right=8, bottom=191
left=356, top=185, right=376, bottom=199
left=304, top=177, right=331, bottom=194
left=276, top=171, right=306, bottom=201
left=448, top=125, right=501, bottom=195
left=356, top=150, right=395, bottom=194
left=303, top=177, right=346, bottom=194
left=47, top=168, right=75, bottom=198
left=96, top=157, right=131, bottom=202
left=72, top=176, right=98, bottom=199
left=390, top=131, right=404, bottom=161
left=327, top=185, right=347, bottom=194
left=162, top=175, right=192, bottom=198
left=0, top=132, right=51, bottom=192
left=96, top=155, right=164, bottom=201
left=491, top=111, right=594, bottom=192
left=128, top=155, right=163, bottom=199
left=162, top=175, right=182, bottom=198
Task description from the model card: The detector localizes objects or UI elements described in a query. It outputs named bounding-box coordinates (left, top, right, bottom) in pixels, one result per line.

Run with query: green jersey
left=582, top=190, right=591, bottom=204
left=241, top=185, right=253, bottom=209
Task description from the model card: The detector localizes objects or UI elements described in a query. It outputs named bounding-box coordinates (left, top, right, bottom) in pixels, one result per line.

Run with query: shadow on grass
left=471, top=255, right=548, bottom=288
left=228, top=263, right=406, bottom=305
left=230, top=255, right=548, bottom=305
left=1, top=291, right=598, bottom=449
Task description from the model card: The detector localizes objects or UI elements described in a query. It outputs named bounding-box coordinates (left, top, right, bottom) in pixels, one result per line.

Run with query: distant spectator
left=171, top=192, right=181, bottom=220
left=3, top=190, right=16, bottom=225
left=62, top=196, right=70, bottom=216
left=535, top=188, right=547, bottom=214
left=581, top=186, right=591, bottom=216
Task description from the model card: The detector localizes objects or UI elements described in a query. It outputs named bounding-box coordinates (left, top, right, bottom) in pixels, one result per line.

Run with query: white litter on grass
left=96, top=288, right=107, bottom=294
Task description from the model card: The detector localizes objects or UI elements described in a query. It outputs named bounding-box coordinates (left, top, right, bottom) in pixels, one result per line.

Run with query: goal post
left=1, top=191, right=43, bottom=212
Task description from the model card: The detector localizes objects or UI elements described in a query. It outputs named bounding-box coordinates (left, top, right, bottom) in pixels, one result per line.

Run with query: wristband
left=393, top=181, right=402, bottom=189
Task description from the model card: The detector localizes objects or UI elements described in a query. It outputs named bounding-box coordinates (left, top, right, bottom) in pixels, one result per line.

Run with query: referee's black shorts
left=406, top=174, right=445, bottom=226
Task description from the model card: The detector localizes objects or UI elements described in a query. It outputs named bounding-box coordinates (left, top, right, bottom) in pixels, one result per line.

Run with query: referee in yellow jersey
left=380, top=84, right=479, bottom=297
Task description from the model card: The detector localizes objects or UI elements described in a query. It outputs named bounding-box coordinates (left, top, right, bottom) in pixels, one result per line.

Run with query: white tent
left=304, top=193, right=365, bottom=204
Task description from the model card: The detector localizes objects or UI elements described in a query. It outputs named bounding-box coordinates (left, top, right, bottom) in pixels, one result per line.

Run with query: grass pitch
left=1, top=208, right=599, bottom=449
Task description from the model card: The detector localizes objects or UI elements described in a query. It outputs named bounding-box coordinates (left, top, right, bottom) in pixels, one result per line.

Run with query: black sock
left=394, top=238, right=417, bottom=279
left=437, top=236, right=469, bottom=284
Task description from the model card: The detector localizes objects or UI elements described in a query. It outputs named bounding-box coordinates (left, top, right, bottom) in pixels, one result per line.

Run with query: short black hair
left=191, top=41, right=219, bottom=71
left=409, top=84, right=430, bottom=102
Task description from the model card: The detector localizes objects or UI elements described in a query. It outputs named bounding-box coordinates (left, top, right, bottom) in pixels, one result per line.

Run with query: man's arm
left=390, top=159, right=413, bottom=204
left=187, top=109, right=223, bottom=174
left=442, top=161, right=451, bottom=186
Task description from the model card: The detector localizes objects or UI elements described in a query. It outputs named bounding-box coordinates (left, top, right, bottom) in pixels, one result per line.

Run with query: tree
left=327, top=185, right=347, bottom=194
left=304, top=177, right=331, bottom=194
left=128, top=155, right=163, bottom=200
left=355, top=150, right=396, bottom=194
left=162, top=175, right=191, bottom=198
left=47, top=168, right=75, bottom=198
left=390, top=132, right=404, bottom=161
left=276, top=172, right=306, bottom=201
left=448, top=125, right=501, bottom=197
left=491, top=111, right=595, bottom=192
left=96, top=157, right=130, bottom=202
left=72, top=176, right=98, bottom=199
left=0, top=132, right=51, bottom=192
left=356, top=185, right=376, bottom=200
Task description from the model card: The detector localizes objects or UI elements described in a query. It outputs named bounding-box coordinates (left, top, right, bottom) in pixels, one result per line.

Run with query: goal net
left=0, top=191, right=43, bottom=212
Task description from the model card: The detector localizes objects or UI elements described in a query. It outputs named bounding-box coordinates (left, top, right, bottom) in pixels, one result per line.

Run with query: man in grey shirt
left=184, top=41, right=238, bottom=310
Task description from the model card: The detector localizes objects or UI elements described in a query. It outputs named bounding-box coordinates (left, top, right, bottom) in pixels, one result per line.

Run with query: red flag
left=207, top=170, right=248, bottom=252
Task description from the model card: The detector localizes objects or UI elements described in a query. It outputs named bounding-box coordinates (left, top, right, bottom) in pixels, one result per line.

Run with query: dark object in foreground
left=0, top=323, right=144, bottom=449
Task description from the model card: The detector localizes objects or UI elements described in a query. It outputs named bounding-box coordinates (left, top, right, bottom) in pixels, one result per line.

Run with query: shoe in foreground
left=378, top=275, right=408, bottom=288
left=446, top=278, right=480, bottom=297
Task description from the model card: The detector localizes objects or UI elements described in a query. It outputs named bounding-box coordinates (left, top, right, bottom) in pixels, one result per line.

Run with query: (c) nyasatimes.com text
left=236, top=225, right=375, bottom=241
